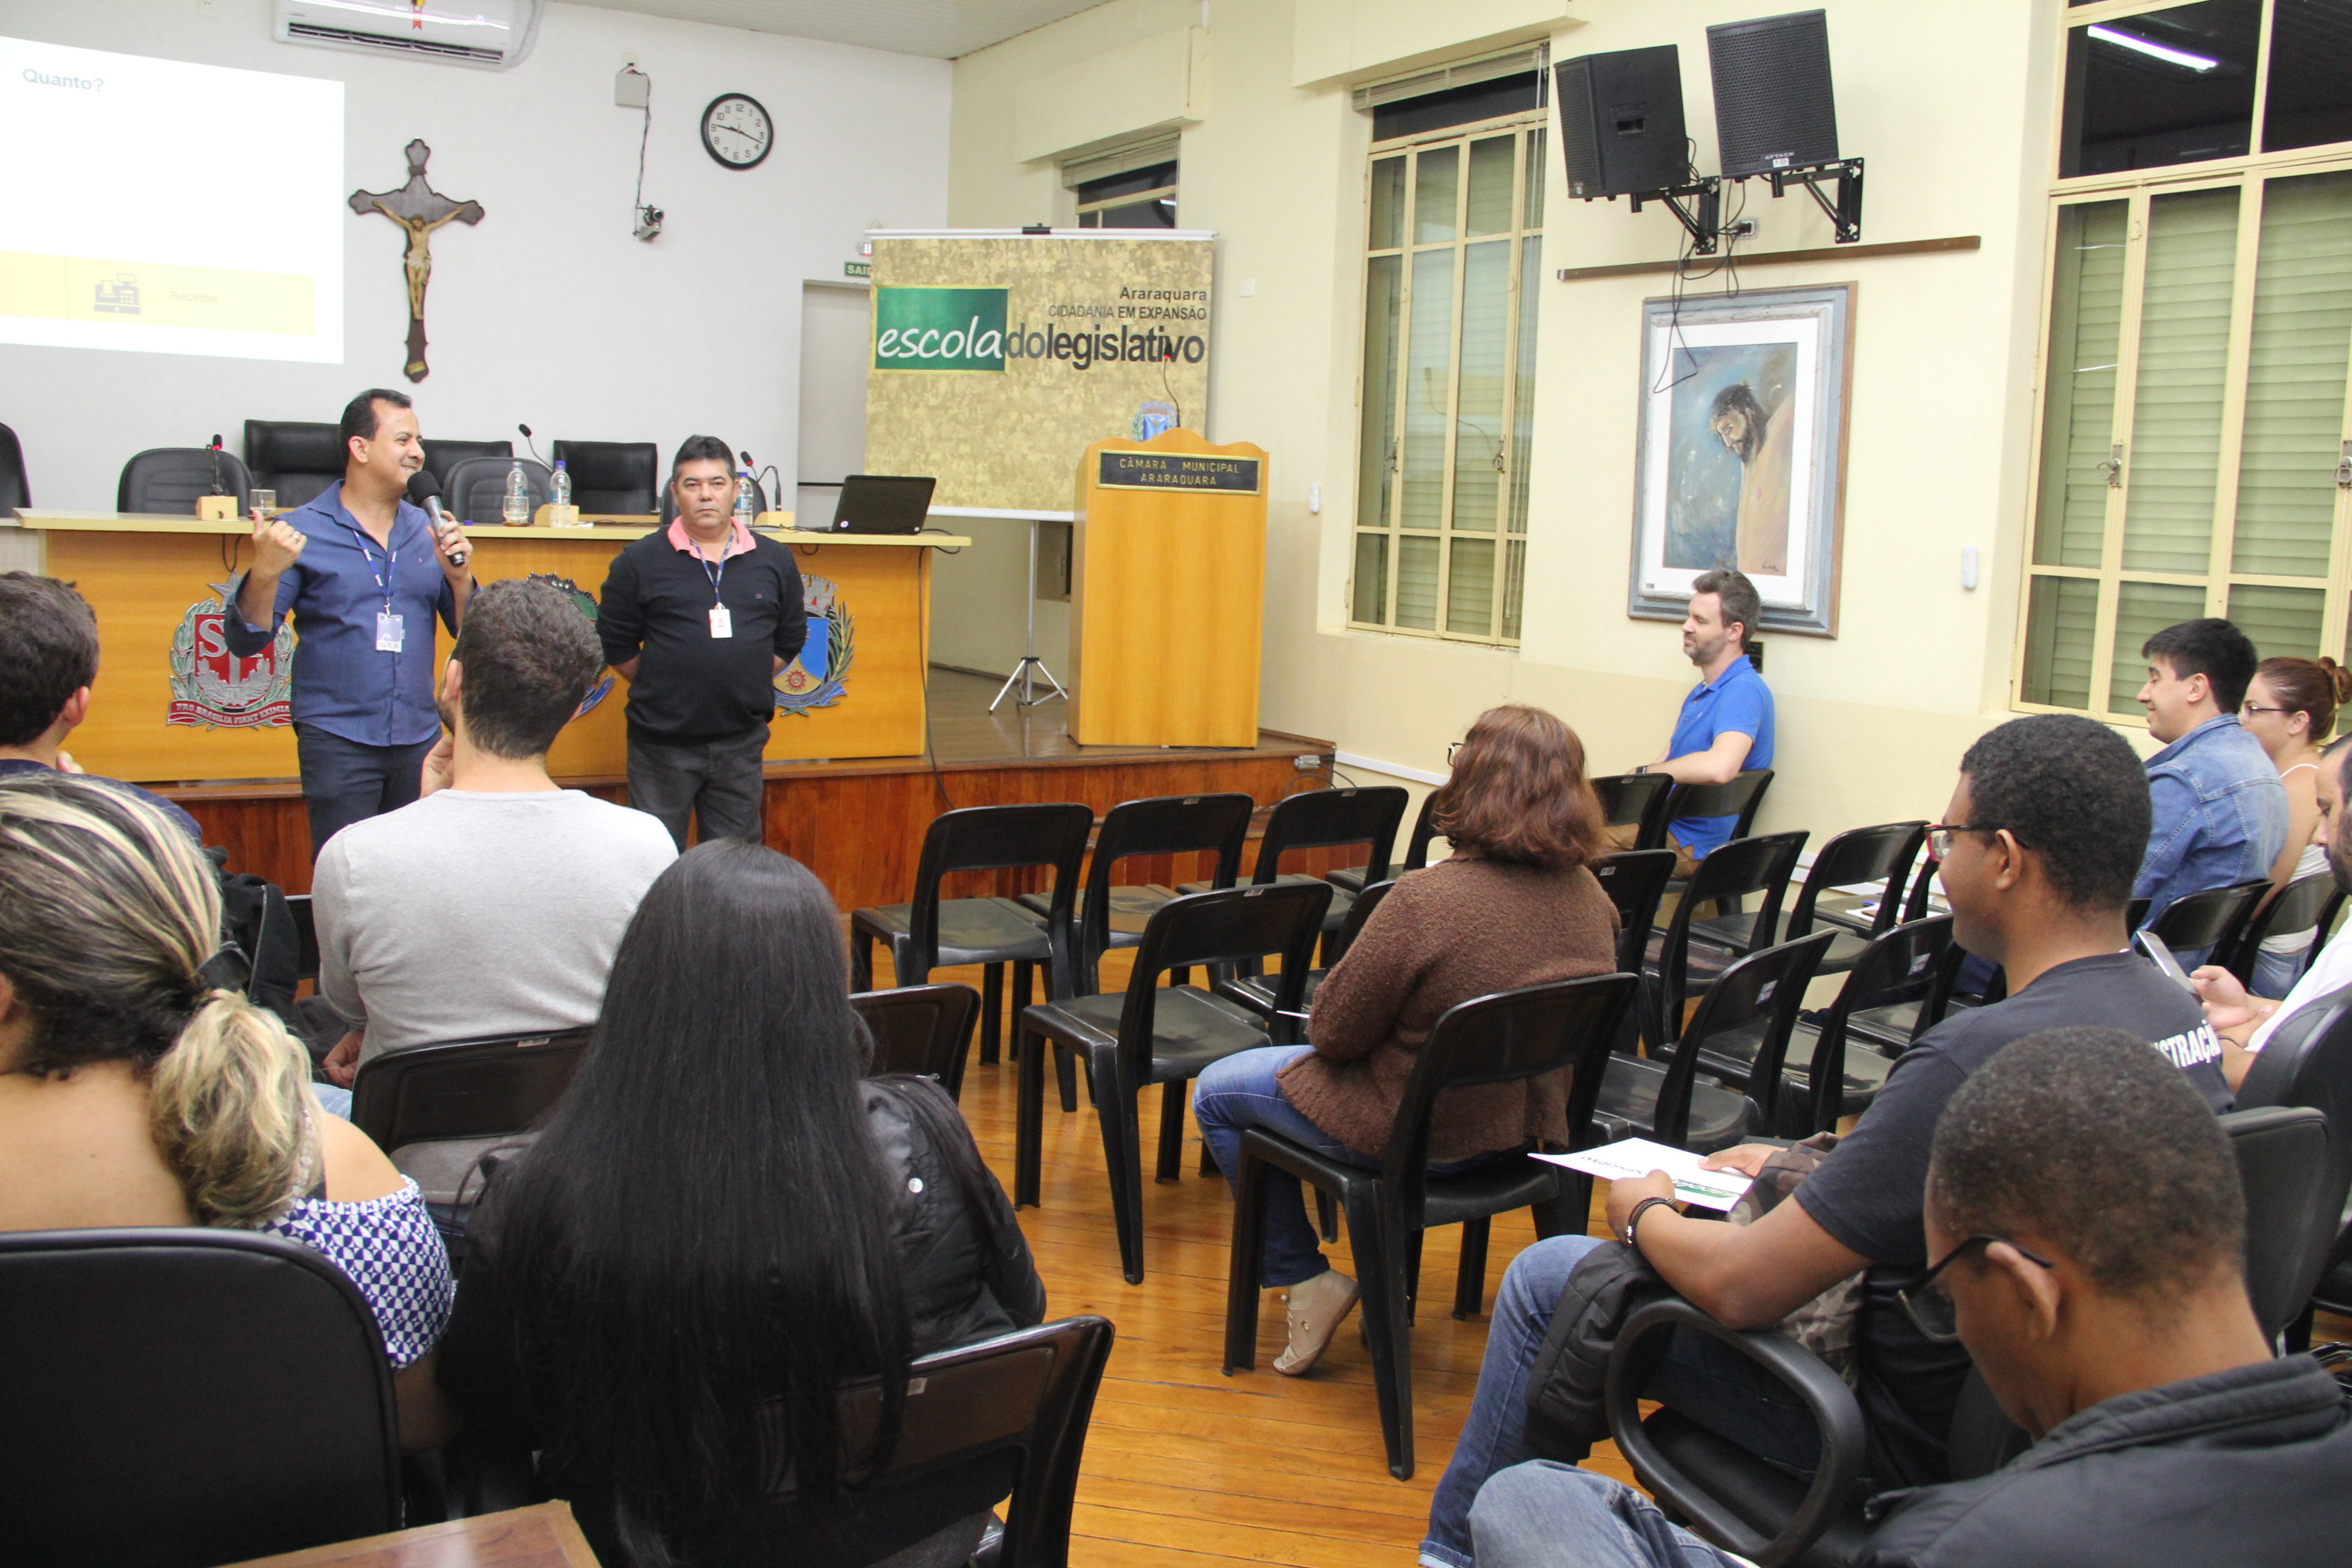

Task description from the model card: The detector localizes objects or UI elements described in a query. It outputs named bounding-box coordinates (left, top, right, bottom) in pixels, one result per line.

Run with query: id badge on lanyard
left=376, top=611, right=405, bottom=652
left=350, top=519, right=402, bottom=654
left=701, top=549, right=732, bottom=638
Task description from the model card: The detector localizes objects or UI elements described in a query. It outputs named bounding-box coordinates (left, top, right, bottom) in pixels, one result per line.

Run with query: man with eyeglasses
left=1416, top=715, right=2230, bottom=1568
left=1467, top=1025, right=2349, bottom=1568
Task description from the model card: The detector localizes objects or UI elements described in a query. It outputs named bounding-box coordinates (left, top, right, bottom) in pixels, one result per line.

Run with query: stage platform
left=168, top=667, right=1342, bottom=906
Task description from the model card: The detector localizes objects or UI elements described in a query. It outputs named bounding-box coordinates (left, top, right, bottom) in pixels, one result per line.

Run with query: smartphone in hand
left=2134, top=928, right=2196, bottom=994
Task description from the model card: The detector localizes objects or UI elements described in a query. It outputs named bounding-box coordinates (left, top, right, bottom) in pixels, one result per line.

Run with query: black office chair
left=244, top=418, right=346, bottom=509
left=2234, top=981, right=2352, bottom=1336
left=662, top=475, right=771, bottom=522
left=1014, top=791, right=1255, bottom=995
left=118, top=447, right=251, bottom=515
left=1689, top=822, right=1928, bottom=977
left=0, top=419, right=31, bottom=514
left=1178, top=785, right=1409, bottom=959
left=1594, top=850, right=1679, bottom=975
left=1661, top=769, right=1775, bottom=869
left=443, top=455, right=554, bottom=525
left=850, top=803, right=1093, bottom=1070
left=348, top=1028, right=592, bottom=1230
left=1594, top=772, right=1678, bottom=852
left=853, top=983, right=983, bottom=1101
left=1216, top=876, right=1399, bottom=1043
left=1328, top=791, right=1443, bottom=894
left=551, top=438, right=661, bottom=514
left=1221, top=973, right=1640, bottom=1480
left=1642, top=829, right=1809, bottom=1052
left=1014, top=883, right=1328, bottom=1280
left=2224, top=869, right=2342, bottom=992
left=2141, top=877, right=2272, bottom=963
left=419, top=436, right=514, bottom=482
left=1598, top=930, right=1835, bottom=1154
left=0, top=1228, right=400, bottom=1566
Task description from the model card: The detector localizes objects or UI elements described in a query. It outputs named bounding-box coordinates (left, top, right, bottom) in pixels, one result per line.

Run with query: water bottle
left=733, top=470, right=758, bottom=532
left=503, top=459, right=531, bottom=527
left=550, top=459, right=572, bottom=509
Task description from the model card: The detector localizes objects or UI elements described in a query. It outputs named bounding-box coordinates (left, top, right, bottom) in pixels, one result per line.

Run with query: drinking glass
left=249, top=488, right=277, bottom=520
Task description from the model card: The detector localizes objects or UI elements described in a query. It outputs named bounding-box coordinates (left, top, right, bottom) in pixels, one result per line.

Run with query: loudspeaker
left=1707, top=9, right=1839, bottom=178
left=1553, top=45, right=1689, bottom=200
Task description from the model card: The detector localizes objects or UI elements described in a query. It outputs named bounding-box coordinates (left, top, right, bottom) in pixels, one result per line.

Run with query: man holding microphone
left=225, top=387, right=474, bottom=858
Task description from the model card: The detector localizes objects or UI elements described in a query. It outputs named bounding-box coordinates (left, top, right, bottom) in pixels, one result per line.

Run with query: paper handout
left=1534, top=1137, right=1754, bottom=1212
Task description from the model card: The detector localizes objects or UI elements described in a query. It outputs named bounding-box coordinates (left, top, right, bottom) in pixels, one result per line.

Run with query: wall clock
left=700, top=93, right=773, bottom=170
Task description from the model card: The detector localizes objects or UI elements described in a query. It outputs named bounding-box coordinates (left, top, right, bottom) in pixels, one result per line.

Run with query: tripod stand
left=991, top=515, right=1068, bottom=710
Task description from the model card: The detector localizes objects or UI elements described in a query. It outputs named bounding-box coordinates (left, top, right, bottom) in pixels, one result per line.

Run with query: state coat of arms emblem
left=167, top=582, right=294, bottom=729
left=775, top=574, right=854, bottom=716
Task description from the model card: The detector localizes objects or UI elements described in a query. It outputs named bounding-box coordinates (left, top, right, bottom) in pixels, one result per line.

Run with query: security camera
left=634, top=203, right=664, bottom=242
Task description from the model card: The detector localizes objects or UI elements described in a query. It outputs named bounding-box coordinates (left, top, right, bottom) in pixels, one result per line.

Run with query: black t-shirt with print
left=1791, top=950, right=2230, bottom=1487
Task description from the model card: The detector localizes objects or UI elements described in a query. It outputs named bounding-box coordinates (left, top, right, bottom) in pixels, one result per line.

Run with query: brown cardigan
left=1277, top=854, right=1621, bottom=1162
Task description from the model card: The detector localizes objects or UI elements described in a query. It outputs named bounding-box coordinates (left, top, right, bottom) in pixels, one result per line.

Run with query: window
left=1076, top=161, right=1177, bottom=228
left=1349, top=106, right=1546, bottom=643
left=2018, top=0, right=2352, bottom=720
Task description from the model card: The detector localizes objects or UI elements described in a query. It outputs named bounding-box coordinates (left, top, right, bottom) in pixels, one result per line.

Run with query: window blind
left=2110, top=580, right=2209, bottom=711
left=2228, top=582, right=2328, bottom=660
left=2231, top=169, right=2352, bottom=576
left=1452, top=238, right=1512, bottom=546
left=2022, top=575, right=2098, bottom=708
left=2034, top=201, right=2130, bottom=568
left=2122, top=186, right=2240, bottom=574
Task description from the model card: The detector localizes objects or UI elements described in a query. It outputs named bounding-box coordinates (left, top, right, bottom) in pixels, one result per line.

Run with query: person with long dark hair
left=435, top=841, right=1044, bottom=1567
left=1191, top=705, right=1620, bottom=1377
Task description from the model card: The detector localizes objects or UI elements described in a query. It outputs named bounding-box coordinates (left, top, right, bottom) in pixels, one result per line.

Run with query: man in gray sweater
left=313, top=578, right=676, bottom=1112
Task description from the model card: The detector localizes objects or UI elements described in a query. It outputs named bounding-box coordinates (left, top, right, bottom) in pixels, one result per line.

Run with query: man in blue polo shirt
left=225, top=388, right=475, bottom=858
left=1631, top=568, right=1774, bottom=875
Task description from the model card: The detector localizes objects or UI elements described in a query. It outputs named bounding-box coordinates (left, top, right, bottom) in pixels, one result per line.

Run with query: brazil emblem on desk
left=776, top=574, right=854, bottom=717
left=167, top=582, right=294, bottom=729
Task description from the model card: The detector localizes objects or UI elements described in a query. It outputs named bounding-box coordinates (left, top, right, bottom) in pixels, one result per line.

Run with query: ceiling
left=562, top=0, right=1114, bottom=59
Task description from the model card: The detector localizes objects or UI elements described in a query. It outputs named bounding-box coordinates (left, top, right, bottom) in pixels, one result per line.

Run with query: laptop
left=828, top=475, right=935, bottom=534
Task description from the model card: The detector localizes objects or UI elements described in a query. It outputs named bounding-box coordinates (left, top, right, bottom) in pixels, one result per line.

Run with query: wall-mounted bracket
left=1627, top=176, right=1723, bottom=257
left=1760, top=158, right=1865, bottom=245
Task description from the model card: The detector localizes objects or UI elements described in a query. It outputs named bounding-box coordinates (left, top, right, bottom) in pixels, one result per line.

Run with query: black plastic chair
left=1216, top=877, right=1398, bottom=1044
left=1328, top=791, right=1443, bottom=894
left=1221, top=973, right=1642, bottom=1480
left=1689, top=823, right=1927, bottom=977
left=2235, top=981, right=2352, bottom=1336
left=0, top=419, right=27, bottom=514
left=1014, top=883, right=1328, bottom=1281
left=1760, top=916, right=1956, bottom=1136
left=1594, top=772, right=1679, bottom=852
left=1642, top=829, right=1809, bottom=1051
left=118, top=446, right=251, bottom=515
left=2141, top=877, right=2272, bottom=961
left=348, top=1027, right=592, bottom=1210
left=285, top=889, right=321, bottom=985
left=1013, top=792, right=1254, bottom=994
left=1841, top=936, right=1994, bottom=1057
left=1177, top=785, right=1408, bottom=958
left=2225, top=1105, right=2344, bottom=1341
left=1593, top=850, right=1679, bottom=975
left=853, top=983, right=983, bottom=1101
left=1598, top=930, right=1834, bottom=1153
left=444, top=455, right=553, bottom=525
left=1812, top=842, right=1938, bottom=938
left=850, top=803, right=1094, bottom=1070
left=1661, top=769, right=1775, bottom=867
left=244, top=417, right=345, bottom=509
left=550, top=438, right=661, bottom=514
left=0, top=1228, right=400, bottom=1567
left=2225, top=869, right=2342, bottom=991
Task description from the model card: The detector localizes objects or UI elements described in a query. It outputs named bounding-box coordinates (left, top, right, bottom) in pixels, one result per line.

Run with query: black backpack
left=205, top=848, right=302, bottom=1022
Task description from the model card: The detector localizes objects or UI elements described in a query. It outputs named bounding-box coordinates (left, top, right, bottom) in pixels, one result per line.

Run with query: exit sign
left=844, top=260, right=871, bottom=279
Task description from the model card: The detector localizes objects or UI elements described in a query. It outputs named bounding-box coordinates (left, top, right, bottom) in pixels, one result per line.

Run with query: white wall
left=0, top=0, right=949, bottom=510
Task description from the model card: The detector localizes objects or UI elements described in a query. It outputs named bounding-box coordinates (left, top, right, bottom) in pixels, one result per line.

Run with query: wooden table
left=223, top=1503, right=600, bottom=1567
left=5, top=512, right=969, bottom=781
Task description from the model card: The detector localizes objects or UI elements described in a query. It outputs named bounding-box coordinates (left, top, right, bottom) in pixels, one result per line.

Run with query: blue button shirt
left=222, top=481, right=456, bottom=749
left=2135, top=711, right=2289, bottom=943
left=1667, top=656, right=1776, bottom=858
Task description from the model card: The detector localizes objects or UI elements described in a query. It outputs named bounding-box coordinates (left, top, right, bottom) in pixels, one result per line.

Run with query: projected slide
left=0, top=35, right=342, bottom=362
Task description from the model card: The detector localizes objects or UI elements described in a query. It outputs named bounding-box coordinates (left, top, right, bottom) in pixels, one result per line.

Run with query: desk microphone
left=407, top=469, right=466, bottom=567
left=209, top=433, right=226, bottom=498
left=740, top=449, right=782, bottom=523
left=517, top=423, right=547, bottom=466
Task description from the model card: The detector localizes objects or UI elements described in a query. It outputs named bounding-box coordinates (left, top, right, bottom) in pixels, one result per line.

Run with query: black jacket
left=1858, top=1356, right=2352, bottom=1567
left=597, top=528, right=806, bottom=743
left=1521, top=1240, right=1670, bottom=1463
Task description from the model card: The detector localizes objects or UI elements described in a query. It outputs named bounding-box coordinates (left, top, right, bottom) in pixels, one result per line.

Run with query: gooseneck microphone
left=407, top=468, right=466, bottom=568
left=518, top=423, right=547, bottom=466
left=210, top=433, right=226, bottom=498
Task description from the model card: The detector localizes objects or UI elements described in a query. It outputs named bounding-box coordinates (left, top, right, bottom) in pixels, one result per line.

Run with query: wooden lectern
left=1069, top=428, right=1268, bottom=748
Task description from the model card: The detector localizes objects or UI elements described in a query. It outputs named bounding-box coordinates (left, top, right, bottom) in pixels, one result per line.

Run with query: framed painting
left=1627, top=282, right=1853, bottom=636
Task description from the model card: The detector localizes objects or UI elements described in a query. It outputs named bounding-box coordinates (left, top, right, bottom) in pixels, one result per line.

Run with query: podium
left=1068, top=428, right=1267, bottom=749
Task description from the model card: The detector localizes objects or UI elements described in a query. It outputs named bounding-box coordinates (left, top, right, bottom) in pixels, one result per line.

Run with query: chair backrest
left=1399, top=789, right=1446, bottom=871
left=550, top=438, right=662, bottom=514
left=1659, top=930, right=1835, bottom=1145
left=2146, top=877, right=2272, bottom=956
left=662, top=475, right=771, bottom=522
left=2227, top=869, right=2341, bottom=987
left=348, top=1027, right=593, bottom=1154
left=1797, top=915, right=1955, bottom=1135
left=0, top=420, right=27, bottom=511
left=1592, top=772, right=1678, bottom=851
left=1654, top=829, right=1809, bottom=1034
left=1786, top=821, right=1928, bottom=939
left=1250, top=785, right=1408, bottom=884
left=420, top=436, right=514, bottom=480
left=1325, top=876, right=1398, bottom=968
left=244, top=418, right=345, bottom=509
left=118, top=447, right=251, bottom=515
left=1592, top=849, right=1678, bottom=972
left=2220, top=1104, right=2343, bottom=1341
left=1898, top=844, right=1941, bottom=923
left=1118, top=883, right=1328, bottom=1076
left=445, top=455, right=554, bottom=525
left=906, top=803, right=1094, bottom=990
left=1381, top=973, right=1642, bottom=1223
left=2236, top=979, right=2352, bottom=1203
left=284, top=890, right=321, bottom=984
left=1662, top=768, right=1774, bottom=842
left=0, top=1228, right=400, bottom=1566
left=1077, top=792, right=1254, bottom=984
left=852, top=983, right=982, bottom=1100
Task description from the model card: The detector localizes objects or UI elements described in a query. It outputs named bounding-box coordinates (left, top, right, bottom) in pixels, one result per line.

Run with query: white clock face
left=702, top=93, right=772, bottom=170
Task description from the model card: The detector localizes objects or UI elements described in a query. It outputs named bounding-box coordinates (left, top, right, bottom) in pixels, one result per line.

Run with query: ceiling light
left=2087, top=24, right=2219, bottom=72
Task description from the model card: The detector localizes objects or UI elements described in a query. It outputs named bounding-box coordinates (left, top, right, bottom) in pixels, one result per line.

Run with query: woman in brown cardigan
left=1191, top=705, right=1621, bottom=1375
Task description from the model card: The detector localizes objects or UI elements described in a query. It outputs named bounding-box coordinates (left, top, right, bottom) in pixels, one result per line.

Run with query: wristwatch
left=1622, top=1195, right=1676, bottom=1251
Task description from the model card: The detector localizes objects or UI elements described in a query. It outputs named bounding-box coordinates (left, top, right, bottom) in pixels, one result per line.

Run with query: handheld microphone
left=407, top=469, right=466, bottom=568
left=518, top=423, right=547, bottom=466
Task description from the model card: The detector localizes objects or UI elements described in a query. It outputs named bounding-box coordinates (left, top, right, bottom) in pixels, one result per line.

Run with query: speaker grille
left=1708, top=9, right=1839, bottom=179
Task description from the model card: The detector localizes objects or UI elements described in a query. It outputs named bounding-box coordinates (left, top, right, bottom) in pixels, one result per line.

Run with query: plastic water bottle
left=503, top=459, right=531, bottom=526
left=733, top=470, right=758, bottom=532
left=550, top=459, right=572, bottom=509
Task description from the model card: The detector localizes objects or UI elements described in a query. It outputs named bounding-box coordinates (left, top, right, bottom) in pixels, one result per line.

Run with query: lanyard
left=690, top=535, right=731, bottom=602
left=342, top=515, right=398, bottom=611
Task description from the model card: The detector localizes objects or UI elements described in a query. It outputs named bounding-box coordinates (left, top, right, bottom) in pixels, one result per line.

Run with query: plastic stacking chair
left=1688, top=822, right=1927, bottom=977
left=1598, top=931, right=1834, bottom=1153
left=2142, top=877, right=2273, bottom=965
left=1593, top=772, right=1678, bottom=852
left=853, top=983, right=983, bottom=1100
left=1641, top=829, right=1808, bottom=1051
left=850, top=803, right=1093, bottom=1069
left=1178, top=785, right=1408, bottom=959
left=1593, top=850, right=1679, bottom=974
left=1215, top=877, right=1398, bottom=1044
left=1014, top=882, right=1329, bottom=1282
left=1013, top=792, right=1254, bottom=993
left=1328, top=791, right=1443, bottom=894
left=1220, top=973, right=1641, bottom=1479
left=0, top=1229, right=400, bottom=1567
left=2233, top=981, right=2352, bottom=1337
left=1661, top=769, right=1774, bottom=869
left=118, top=447, right=251, bottom=515
left=2224, top=869, right=2341, bottom=991
left=1812, top=840, right=1938, bottom=937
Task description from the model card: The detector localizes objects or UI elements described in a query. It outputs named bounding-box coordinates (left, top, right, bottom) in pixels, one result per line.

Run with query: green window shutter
left=2034, top=201, right=2130, bottom=569
left=2110, top=580, right=2210, bottom=712
left=2231, top=169, right=2352, bottom=578
left=2227, top=582, right=2328, bottom=661
left=2022, top=575, right=2099, bottom=709
left=2121, top=186, right=2241, bottom=574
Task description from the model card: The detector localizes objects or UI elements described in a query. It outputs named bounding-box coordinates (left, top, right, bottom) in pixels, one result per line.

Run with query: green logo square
left=873, top=287, right=1008, bottom=372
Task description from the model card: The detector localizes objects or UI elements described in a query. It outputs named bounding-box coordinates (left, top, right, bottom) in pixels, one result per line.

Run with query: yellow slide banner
left=0, top=250, right=315, bottom=336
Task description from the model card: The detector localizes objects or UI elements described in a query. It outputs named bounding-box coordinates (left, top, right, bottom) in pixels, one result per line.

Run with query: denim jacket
left=2134, top=712, right=2288, bottom=931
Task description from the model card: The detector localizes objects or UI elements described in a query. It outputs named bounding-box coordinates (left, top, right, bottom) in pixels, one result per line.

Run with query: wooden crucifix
left=349, top=139, right=484, bottom=383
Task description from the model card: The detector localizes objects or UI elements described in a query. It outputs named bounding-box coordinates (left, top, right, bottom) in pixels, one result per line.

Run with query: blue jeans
left=1469, top=1461, right=1745, bottom=1568
left=1191, top=1045, right=1373, bottom=1289
left=295, top=723, right=436, bottom=862
left=1420, top=1235, right=1824, bottom=1568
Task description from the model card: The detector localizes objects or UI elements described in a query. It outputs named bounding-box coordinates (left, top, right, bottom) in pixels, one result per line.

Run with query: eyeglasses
left=1898, top=1233, right=2053, bottom=1342
left=1923, top=822, right=2010, bottom=860
left=2241, top=701, right=2290, bottom=718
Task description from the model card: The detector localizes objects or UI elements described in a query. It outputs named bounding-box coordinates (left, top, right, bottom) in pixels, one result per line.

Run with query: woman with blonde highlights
left=1192, top=705, right=1621, bottom=1376
left=0, top=773, right=454, bottom=1448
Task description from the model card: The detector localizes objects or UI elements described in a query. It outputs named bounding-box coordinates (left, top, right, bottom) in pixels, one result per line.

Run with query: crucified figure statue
left=349, top=139, right=484, bottom=383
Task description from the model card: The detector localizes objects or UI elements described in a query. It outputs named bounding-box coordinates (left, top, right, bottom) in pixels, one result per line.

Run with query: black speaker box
left=1553, top=45, right=1689, bottom=199
left=1707, top=9, right=1839, bottom=178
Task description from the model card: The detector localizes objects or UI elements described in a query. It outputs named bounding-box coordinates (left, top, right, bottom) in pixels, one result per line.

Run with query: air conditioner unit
left=275, top=0, right=542, bottom=69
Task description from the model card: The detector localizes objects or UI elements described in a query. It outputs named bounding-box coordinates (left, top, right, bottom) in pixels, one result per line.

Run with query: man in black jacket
left=1468, top=1026, right=2352, bottom=1568
left=599, top=436, right=805, bottom=848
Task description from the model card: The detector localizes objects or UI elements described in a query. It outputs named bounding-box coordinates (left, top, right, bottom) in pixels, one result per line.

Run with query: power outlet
left=1293, top=754, right=1326, bottom=771
left=1726, top=217, right=1759, bottom=240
